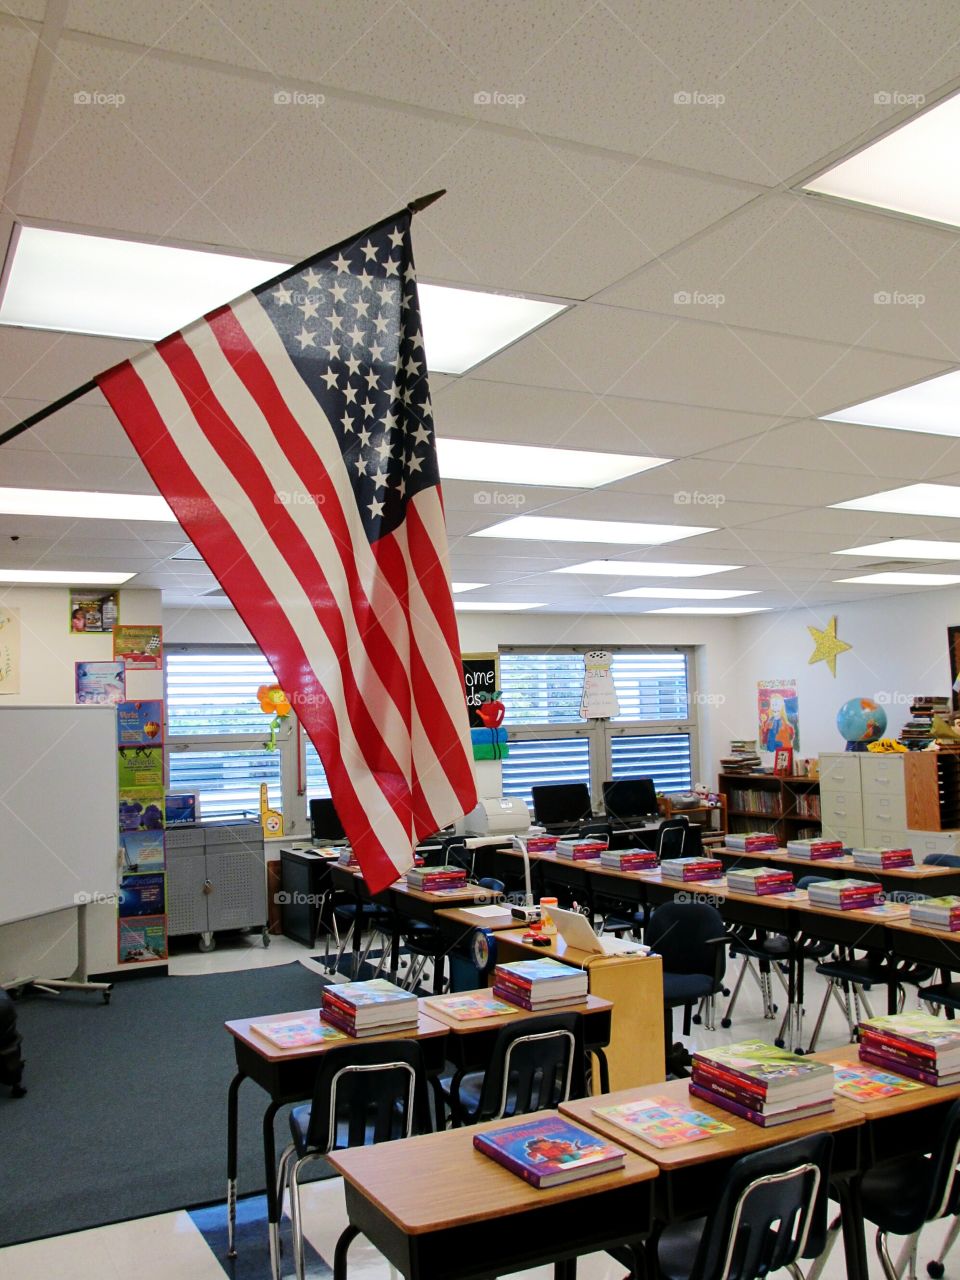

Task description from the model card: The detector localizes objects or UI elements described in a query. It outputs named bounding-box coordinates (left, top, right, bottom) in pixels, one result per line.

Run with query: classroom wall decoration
left=462, top=653, right=499, bottom=728
left=113, top=623, right=163, bottom=670
left=807, top=615, right=852, bottom=677
left=115, top=700, right=168, bottom=961
left=70, top=589, right=119, bottom=633
left=0, top=605, right=21, bottom=694
left=580, top=650, right=620, bottom=719
left=758, top=679, right=800, bottom=752
left=75, top=660, right=126, bottom=704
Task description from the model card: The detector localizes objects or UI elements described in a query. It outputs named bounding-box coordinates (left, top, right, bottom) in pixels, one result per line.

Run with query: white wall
left=0, top=586, right=163, bottom=984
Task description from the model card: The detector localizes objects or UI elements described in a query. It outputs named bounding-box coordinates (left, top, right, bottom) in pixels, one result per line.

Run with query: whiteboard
left=0, top=705, right=119, bottom=927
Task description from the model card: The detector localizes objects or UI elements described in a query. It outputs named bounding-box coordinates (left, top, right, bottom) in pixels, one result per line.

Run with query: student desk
left=328, top=1111, right=659, bottom=1280
left=561, top=1077, right=867, bottom=1280
left=493, top=929, right=664, bottom=1091
left=388, top=881, right=503, bottom=988
left=713, top=845, right=960, bottom=897
left=223, top=1006, right=448, bottom=1279
left=789, top=899, right=912, bottom=1016
left=884, top=914, right=960, bottom=972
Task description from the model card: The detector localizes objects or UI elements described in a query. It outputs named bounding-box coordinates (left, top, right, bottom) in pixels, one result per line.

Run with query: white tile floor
left=3, top=934, right=959, bottom=1279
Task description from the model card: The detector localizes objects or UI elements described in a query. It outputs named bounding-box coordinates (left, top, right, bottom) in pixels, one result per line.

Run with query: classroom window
left=304, top=739, right=332, bottom=801
left=499, top=736, right=592, bottom=809
left=166, top=649, right=278, bottom=736
left=168, top=749, right=282, bottom=822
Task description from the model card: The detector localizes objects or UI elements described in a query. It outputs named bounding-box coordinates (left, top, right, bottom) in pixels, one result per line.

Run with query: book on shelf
left=909, top=895, right=960, bottom=932
left=786, top=838, right=844, bottom=860
left=725, top=866, right=795, bottom=895
left=600, top=848, right=658, bottom=871
left=829, top=1062, right=923, bottom=1101
left=728, top=789, right=782, bottom=816
left=555, top=838, right=607, bottom=861
left=724, top=832, right=780, bottom=852
left=423, top=993, right=517, bottom=1021
left=659, top=856, right=724, bottom=882
left=859, top=1012, right=960, bottom=1085
left=249, top=1016, right=348, bottom=1049
left=851, top=847, right=915, bottom=869
left=806, top=878, right=883, bottom=910
left=593, top=1095, right=734, bottom=1148
left=472, top=1115, right=624, bottom=1188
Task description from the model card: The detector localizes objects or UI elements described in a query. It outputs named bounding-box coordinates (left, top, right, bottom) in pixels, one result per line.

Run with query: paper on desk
left=460, top=904, right=513, bottom=920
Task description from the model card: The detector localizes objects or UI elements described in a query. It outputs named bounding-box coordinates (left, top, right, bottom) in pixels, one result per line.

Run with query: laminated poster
left=70, top=590, right=119, bottom=634
left=113, top=624, right=163, bottom=670
left=117, top=700, right=164, bottom=746
left=117, top=746, right=163, bottom=791
left=118, top=915, right=168, bottom=963
left=118, top=872, right=166, bottom=918
left=75, top=660, right=126, bottom=705
left=119, top=829, right=165, bottom=872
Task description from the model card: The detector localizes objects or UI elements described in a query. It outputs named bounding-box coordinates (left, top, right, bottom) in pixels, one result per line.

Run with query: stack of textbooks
left=320, top=978, right=419, bottom=1038
left=659, top=856, right=724, bottom=882
left=851, top=846, right=915, bottom=869
left=600, top=847, right=658, bottom=871
left=473, top=1115, right=624, bottom=1188
left=909, top=895, right=960, bottom=933
left=721, top=740, right=762, bottom=773
left=725, top=832, right=780, bottom=852
left=859, top=1012, right=960, bottom=1085
left=492, top=958, right=588, bottom=1010
left=786, top=837, right=844, bottom=860
left=404, top=864, right=467, bottom=891
left=725, top=865, right=795, bottom=896
left=900, top=696, right=951, bottom=749
left=515, top=834, right=559, bottom=853
left=555, top=838, right=607, bottom=861
left=806, top=877, right=883, bottom=911
left=690, top=1040, right=834, bottom=1126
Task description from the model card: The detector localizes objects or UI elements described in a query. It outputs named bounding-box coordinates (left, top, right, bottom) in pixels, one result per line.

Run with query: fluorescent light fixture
left=436, top=439, right=668, bottom=488
left=648, top=606, right=769, bottom=615
left=0, top=226, right=566, bottom=372
left=822, top=370, right=960, bottom=437
left=804, top=92, right=960, bottom=228
left=454, top=601, right=544, bottom=612
left=0, top=569, right=134, bottom=585
left=607, top=587, right=758, bottom=600
left=553, top=559, right=740, bottom=577
left=0, top=487, right=177, bottom=522
left=834, top=539, right=960, bottom=559
left=451, top=582, right=487, bottom=593
left=836, top=572, right=960, bottom=586
left=472, top=516, right=714, bottom=545
left=831, top=484, right=960, bottom=518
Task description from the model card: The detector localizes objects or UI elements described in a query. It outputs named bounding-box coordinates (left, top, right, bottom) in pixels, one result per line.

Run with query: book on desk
left=473, top=1114, right=625, bottom=1188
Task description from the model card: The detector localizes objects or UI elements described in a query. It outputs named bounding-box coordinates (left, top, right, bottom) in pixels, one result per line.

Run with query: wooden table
left=224, top=1005, right=448, bottom=1280
left=328, top=1111, right=659, bottom=1280
left=560, top=1076, right=867, bottom=1279
left=713, top=844, right=960, bottom=896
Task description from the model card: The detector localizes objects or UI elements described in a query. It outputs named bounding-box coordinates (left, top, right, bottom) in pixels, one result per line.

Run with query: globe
left=836, top=697, right=887, bottom=744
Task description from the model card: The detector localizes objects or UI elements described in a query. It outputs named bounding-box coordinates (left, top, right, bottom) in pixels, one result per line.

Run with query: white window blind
left=304, top=740, right=332, bottom=803
left=499, top=649, right=689, bottom=725
left=500, top=737, right=591, bottom=809
left=610, top=733, right=693, bottom=792
left=610, top=652, right=688, bottom=721
left=168, top=749, right=282, bottom=821
left=166, top=649, right=278, bottom=736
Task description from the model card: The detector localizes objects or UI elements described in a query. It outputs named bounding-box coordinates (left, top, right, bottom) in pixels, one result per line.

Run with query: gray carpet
left=0, top=962, right=331, bottom=1247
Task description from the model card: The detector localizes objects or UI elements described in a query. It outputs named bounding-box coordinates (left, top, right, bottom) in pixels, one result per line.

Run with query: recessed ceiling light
left=804, top=91, right=960, bottom=228
left=831, top=484, right=960, bottom=518
left=607, top=587, right=758, bottom=600
left=647, top=606, right=769, bottom=615
left=454, top=601, right=544, bottom=612
left=0, top=569, right=135, bottom=585
left=451, top=582, right=487, bottom=593
left=836, top=572, right=960, bottom=586
left=834, top=539, right=960, bottom=558
left=436, top=439, right=668, bottom=488
left=821, top=370, right=960, bottom=437
left=553, top=560, right=740, bottom=577
left=0, top=487, right=177, bottom=522
left=471, top=516, right=714, bottom=545
left=0, top=226, right=566, bottom=372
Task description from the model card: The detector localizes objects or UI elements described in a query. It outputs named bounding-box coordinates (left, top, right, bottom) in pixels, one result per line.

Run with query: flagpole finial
left=407, top=189, right=446, bottom=215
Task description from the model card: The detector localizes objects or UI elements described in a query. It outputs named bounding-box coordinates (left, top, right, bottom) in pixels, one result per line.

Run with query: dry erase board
left=0, top=705, right=119, bottom=927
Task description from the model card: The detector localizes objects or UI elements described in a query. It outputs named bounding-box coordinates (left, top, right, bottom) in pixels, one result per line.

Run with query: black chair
left=441, top=1011, right=581, bottom=1127
left=598, top=818, right=693, bottom=939
left=277, top=1039, right=431, bottom=1280
left=400, top=875, right=504, bottom=995
left=646, top=901, right=728, bottom=1074
left=614, top=1133, right=833, bottom=1280
left=0, top=989, right=25, bottom=1097
left=658, top=817, right=690, bottom=858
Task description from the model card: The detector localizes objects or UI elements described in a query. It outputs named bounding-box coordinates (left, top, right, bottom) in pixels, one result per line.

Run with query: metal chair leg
left=929, top=1213, right=960, bottom=1276
left=289, top=1154, right=315, bottom=1280
left=806, top=1214, right=842, bottom=1280
left=806, top=979, right=834, bottom=1053
left=877, top=1229, right=902, bottom=1280
left=721, top=955, right=751, bottom=1025
left=276, top=1142, right=295, bottom=1225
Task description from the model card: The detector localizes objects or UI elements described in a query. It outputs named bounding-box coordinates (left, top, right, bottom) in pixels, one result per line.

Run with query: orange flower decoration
left=257, top=684, right=291, bottom=717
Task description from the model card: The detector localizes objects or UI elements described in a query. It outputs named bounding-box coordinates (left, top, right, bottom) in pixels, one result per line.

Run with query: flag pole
left=0, top=190, right=447, bottom=450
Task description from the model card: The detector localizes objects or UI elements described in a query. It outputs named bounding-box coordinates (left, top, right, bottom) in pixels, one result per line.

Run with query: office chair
left=440, top=1011, right=581, bottom=1127
left=646, top=901, right=728, bottom=1072
left=613, top=1133, right=833, bottom=1280
left=277, top=1039, right=431, bottom=1280
left=658, top=817, right=689, bottom=858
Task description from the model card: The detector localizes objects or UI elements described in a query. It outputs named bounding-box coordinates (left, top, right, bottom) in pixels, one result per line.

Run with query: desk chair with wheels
left=613, top=1132, right=833, bottom=1280
left=277, top=1039, right=432, bottom=1280
left=646, top=901, right=728, bottom=1073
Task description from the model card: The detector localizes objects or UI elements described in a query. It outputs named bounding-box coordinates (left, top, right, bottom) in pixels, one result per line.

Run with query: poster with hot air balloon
left=117, top=700, right=164, bottom=747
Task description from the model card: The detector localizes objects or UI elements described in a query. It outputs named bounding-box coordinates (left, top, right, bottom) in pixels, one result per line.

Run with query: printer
left=461, top=796, right=531, bottom=837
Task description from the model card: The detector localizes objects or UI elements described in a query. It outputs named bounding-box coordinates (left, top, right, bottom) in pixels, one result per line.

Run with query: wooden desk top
left=718, top=846, right=951, bottom=881
left=434, top=905, right=519, bottom=929
left=559, top=1077, right=864, bottom=1169
left=390, top=881, right=499, bottom=905
left=789, top=898, right=911, bottom=926
left=885, top=915, right=960, bottom=939
left=810, top=1044, right=960, bottom=1119
left=225, top=1006, right=448, bottom=1062
left=497, top=928, right=660, bottom=970
left=420, top=990, right=612, bottom=1035
left=328, top=1111, right=659, bottom=1234
left=634, top=868, right=806, bottom=910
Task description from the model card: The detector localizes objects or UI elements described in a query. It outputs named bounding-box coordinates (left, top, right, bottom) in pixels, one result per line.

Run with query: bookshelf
left=717, top=773, right=822, bottom=844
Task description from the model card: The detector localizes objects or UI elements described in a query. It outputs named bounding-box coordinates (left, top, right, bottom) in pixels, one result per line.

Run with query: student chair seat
left=646, top=901, right=728, bottom=1076
left=277, top=1039, right=431, bottom=1280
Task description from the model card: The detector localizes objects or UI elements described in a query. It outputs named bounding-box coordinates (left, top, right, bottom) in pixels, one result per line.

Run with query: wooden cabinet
left=904, top=751, right=960, bottom=832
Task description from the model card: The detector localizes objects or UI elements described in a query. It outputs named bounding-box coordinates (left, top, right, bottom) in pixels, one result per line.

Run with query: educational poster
left=75, top=660, right=126, bottom=705
left=119, top=788, right=165, bottom=832
left=118, top=915, right=168, bottom=963
left=0, top=606, right=21, bottom=695
left=580, top=650, right=620, bottom=719
left=113, top=623, right=163, bottom=670
left=117, top=699, right=164, bottom=745
left=758, top=680, right=800, bottom=752
left=70, top=589, right=119, bottom=633
left=118, top=872, right=166, bottom=918
left=462, top=652, right=499, bottom=728
left=120, top=829, right=165, bottom=871
left=117, top=746, right=163, bottom=791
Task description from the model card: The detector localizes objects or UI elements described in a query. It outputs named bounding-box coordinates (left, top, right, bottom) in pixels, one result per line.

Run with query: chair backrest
left=305, top=1039, right=431, bottom=1153
left=647, top=900, right=726, bottom=979
left=922, top=1098, right=960, bottom=1222
left=477, top=876, right=505, bottom=895
left=474, top=1012, right=581, bottom=1122
left=924, top=853, right=960, bottom=868
left=657, top=817, right=689, bottom=858
left=796, top=875, right=834, bottom=890
left=690, top=1133, right=833, bottom=1280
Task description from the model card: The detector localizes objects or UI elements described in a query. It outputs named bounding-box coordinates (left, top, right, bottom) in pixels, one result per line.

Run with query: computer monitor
left=309, top=797, right=346, bottom=844
left=602, top=777, right=659, bottom=825
left=165, top=793, right=199, bottom=826
left=531, top=782, right=592, bottom=829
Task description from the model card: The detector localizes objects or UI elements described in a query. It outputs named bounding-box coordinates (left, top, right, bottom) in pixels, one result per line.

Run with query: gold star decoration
left=807, top=615, right=852, bottom=677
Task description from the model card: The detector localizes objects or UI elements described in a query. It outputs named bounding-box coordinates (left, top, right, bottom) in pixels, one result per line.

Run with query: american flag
left=97, top=210, right=477, bottom=892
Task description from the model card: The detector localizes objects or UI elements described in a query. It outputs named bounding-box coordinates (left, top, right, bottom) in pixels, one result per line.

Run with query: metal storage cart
left=166, top=822, right=269, bottom=952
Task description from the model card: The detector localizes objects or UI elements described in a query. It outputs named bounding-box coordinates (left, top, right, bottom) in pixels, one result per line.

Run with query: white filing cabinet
left=818, top=752, right=867, bottom=846
left=818, top=751, right=960, bottom=853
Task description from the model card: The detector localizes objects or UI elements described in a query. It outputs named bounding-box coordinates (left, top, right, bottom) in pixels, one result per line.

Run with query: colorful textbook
left=830, top=1062, right=923, bottom=1101
left=424, top=993, right=516, bottom=1021
left=594, top=1095, right=734, bottom=1148
left=250, top=1016, right=348, bottom=1050
left=473, top=1115, right=624, bottom=1188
